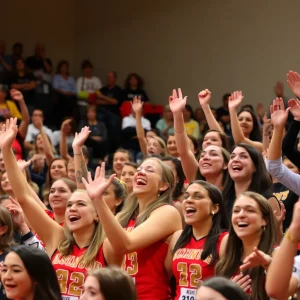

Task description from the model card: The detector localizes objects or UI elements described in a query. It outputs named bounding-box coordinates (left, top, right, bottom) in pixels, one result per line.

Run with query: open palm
left=288, top=98, right=300, bottom=121
left=72, top=126, right=91, bottom=150
left=287, top=71, right=300, bottom=99
left=240, top=247, right=271, bottom=270
left=169, top=88, right=187, bottom=113
left=270, top=98, right=289, bottom=128
left=228, top=91, right=244, bottom=110
left=0, top=118, right=18, bottom=149
left=198, top=89, right=211, bottom=106
left=10, top=89, right=24, bottom=102
left=131, top=96, right=143, bottom=114
left=82, top=163, right=116, bottom=200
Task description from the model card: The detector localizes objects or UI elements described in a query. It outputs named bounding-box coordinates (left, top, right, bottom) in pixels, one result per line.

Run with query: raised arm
left=229, top=91, right=263, bottom=152
left=0, top=118, right=64, bottom=255
left=198, top=89, right=223, bottom=132
left=131, top=97, right=147, bottom=156
left=72, top=127, right=90, bottom=189
left=169, top=89, right=198, bottom=182
left=262, top=114, right=272, bottom=152
left=83, top=164, right=182, bottom=254
left=266, top=200, right=300, bottom=299
left=60, top=119, right=73, bottom=161
left=10, top=89, right=30, bottom=139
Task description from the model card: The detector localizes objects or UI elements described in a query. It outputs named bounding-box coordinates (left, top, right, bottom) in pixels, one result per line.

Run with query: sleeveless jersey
left=52, top=244, right=106, bottom=300
left=122, top=219, right=172, bottom=300
left=172, top=232, right=228, bottom=300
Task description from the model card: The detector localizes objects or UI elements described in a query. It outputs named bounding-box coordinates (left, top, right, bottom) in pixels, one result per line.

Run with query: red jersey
left=52, top=244, right=106, bottom=300
left=172, top=232, right=228, bottom=300
left=122, top=219, right=171, bottom=300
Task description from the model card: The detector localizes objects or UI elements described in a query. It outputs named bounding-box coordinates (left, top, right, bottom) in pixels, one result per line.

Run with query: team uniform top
left=172, top=232, right=228, bottom=300
left=52, top=244, right=106, bottom=300
left=122, top=218, right=172, bottom=300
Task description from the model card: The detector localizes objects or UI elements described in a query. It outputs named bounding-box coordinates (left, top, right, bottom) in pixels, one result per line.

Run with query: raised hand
left=72, top=126, right=91, bottom=152
left=240, top=247, right=272, bottom=271
left=198, top=89, right=211, bottom=106
left=262, top=114, right=273, bottom=136
left=228, top=91, right=244, bottom=111
left=131, top=96, right=144, bottom=115
left=17, top=159, right=31, bottom=172
left=288, top=98, right=300, bottom=121
left=5, top=197, right=26, bottom=227
left=82, top=162, right=116, bottom=200
left=287, top=71, right=300, bottom=99
left=168, top=88, right=187, bottom=114
left=274, top=201, right=286, bottom=225
left=0, top=118, right=18, bottom=149
left=10, top=89, right=24, bottom=103
left=61, top=119, right=72, bottom=135
left=231, top=273, right=251, bottom=292
left=270, top=97, right=289, bottom=128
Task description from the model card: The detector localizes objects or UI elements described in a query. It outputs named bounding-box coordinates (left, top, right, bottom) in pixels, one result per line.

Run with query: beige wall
left=1, top=0, right=76, bottom=72
left=2, top=0, right=300, bottom=110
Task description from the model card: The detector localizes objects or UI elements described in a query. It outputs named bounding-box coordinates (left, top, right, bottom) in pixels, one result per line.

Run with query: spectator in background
left=183, top=104, right=200, bottom=140
left=52, top=60, right=77, bottom=128
left=77, top=59, right=102, bottom=119
left=98, top=71, right=124, bottom=152
left=52, top=117, right=76, bottom=151
left=0, top=85, right=22, bottom=119
left=216, top=93, right=231, bottom=132
left=79, top=105, right=108, bottom=159
left=9, top=58, right=37, bottom=113
left=195, top=107, right=208, bottom=138
left=123, top=73, right=149, bottom=102
left=156, top=104, right=174, bottom=138
left=0, top=40, right=12, bottom=82
left=24, top=109, right=54, bottom=152
left=10, top=42, right=23, bottom=64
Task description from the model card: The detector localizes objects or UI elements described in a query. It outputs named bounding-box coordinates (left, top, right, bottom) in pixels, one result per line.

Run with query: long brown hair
left=215, top=192, right=277, bottom=300
left=0, top=206, right=15, bottom=252
left=117, top=157, right=174, bottom=228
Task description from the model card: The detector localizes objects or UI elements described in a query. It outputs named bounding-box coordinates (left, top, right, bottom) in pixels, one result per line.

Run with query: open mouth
left=136, top=178, right=147, bottom=186
left=185, top=207, right=197, bottom=216
left=69, top=215, right=81, bottom=223
left=201, top=163, right=212, bottom=167
left=4, top=284, right=17, bottom=290
left=232, top=165, right=242, bottom=171
left=237, top=222, right=248, bottom=228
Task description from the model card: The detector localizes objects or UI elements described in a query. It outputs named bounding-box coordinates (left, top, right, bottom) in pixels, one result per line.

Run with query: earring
left=212, top=211, right=215, bottom=215
left=263, top=226, right=266, bottom=231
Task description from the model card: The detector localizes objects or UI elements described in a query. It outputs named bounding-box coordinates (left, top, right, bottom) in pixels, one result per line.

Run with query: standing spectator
left=98, top=71, right=124, bottom=152
left=123, top=72, right=149, bottom=101
left=156, top=104, right=174, bottom=138
left=24, top=109, right=54, bottom=152
left=216, top=93, right=231, bottom=132
left=78, top=105, right=108, bottom=159
left=9, top=58, right=37, bottom=114
left=52, top=60, right=77, bottom=128
left=77, top=60, right=102, bottom=119
left=0, top=40, right=12, bottom=83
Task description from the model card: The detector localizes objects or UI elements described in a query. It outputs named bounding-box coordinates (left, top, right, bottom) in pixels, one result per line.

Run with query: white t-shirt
left=292, top=255, right=300, bottom=286
left=122, top=114, right=151, bottom=131
left=77, top=76, right=102, bottom=105
left=52, top=130, right=74, bottom=147
left=25, top=124, right=54, bottom=144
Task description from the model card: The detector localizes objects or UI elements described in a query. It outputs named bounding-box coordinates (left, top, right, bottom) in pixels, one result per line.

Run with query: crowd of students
left=1, top=45, right=300, bottom=299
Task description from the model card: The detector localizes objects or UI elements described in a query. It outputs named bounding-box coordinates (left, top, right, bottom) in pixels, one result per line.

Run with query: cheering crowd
left=3, top=42, right=300, bottom=300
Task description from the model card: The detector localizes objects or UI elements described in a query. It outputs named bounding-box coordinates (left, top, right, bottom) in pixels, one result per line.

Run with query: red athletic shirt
left=52, top=244, right=106, bottom=300
left=172, top=232, right=228, bottom=300
left=122, top=218, right=172, bottom=300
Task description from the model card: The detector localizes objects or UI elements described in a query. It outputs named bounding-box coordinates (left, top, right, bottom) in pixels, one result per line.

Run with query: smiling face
left=199, top=145, right=227, bottom=178
left=228, top=146, right=256, bottom=183
left=232, top=195, right=266, bottom=239
left=1, top=252, right=34, bottom=300
left=121, top=165, right=136, bottom=193
left=1, top=172, right=12, bottom=194
left=238, top=111, right=254, bottom=137
left=147, top=138, right=163, bottom=155
left=81, top=275, right=104, bottom=300
left=113, top=152, right=130, bottom=177
left=202, top=131, right=223, bottom=150
left=167, top=136, right=178, bottom=157
left=49, top=180, right=72, bottom=213
left=183, top=183, right=217, bottom=225
left=50, top=160, right=67, bottom=181
left=65, top=191, right=98, bottom=232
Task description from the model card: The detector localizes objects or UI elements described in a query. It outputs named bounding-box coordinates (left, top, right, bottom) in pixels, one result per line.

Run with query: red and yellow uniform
left=172, top=232, right=227, bottom=300
left=122, top=219, right=171, bottom=300
left=52, top=244, right=106, bottom=300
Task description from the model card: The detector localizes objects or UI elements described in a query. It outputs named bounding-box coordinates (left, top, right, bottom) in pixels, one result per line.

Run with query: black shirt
left=123, top=88, right=149, bottom=102
left=100, top=85, right=124, bottom=115
left=26, top=56, right=52, bottom=72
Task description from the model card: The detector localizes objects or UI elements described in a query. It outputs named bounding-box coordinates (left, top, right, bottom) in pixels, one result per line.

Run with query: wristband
left=74, top=152, right=82, bottom=155
left=285, top=230, right=297, bottom=243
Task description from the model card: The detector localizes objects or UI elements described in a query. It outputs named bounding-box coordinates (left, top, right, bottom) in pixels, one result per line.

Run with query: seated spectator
left=77, top=59, right=102, bottom=119
left=52, top=60, right=76, bottom=128
left=0, top=85, right=22, bottom=119
left=155, top=104, right=174, bottom=138
left=8, top=58, right=37, bottom=113
left=8, top=42, right=23, bottom=65
left=195, top=107, right=208, bottom=137
left=123, top=72, right=149, bottom=102
left=98, top=71, right=124, bottom=152
left=24, top=109, right=54, bottom=152
left=78, top=105, right=108, bottom=159
left=0, top=40, right=12, bottom=82
left=52, top=117, right=76, bottom=151
left=183, top=104, right=200, bottom=140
